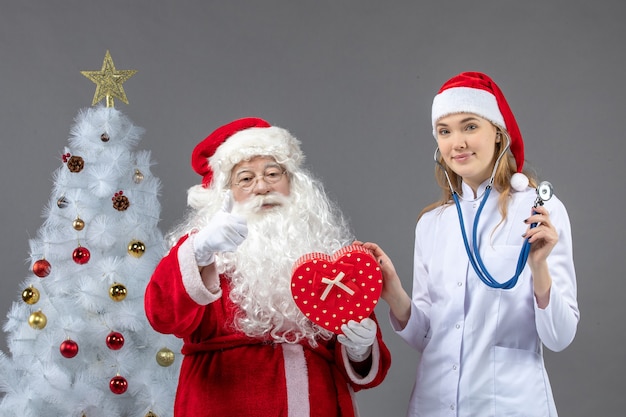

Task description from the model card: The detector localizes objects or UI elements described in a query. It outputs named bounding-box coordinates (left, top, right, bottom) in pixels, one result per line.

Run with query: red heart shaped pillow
left=291, top=244, right=383, bottom=334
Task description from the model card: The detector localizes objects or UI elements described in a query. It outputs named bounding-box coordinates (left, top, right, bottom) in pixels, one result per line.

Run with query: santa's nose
left=252, top=178, right=272, bottom=194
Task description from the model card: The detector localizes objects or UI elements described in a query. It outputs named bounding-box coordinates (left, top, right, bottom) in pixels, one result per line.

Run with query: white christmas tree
left=0, top=52, right=182, bottom=417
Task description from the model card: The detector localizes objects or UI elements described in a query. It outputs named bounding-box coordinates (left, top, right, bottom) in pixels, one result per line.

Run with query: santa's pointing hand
left=192, top=191, right=248, bottom=266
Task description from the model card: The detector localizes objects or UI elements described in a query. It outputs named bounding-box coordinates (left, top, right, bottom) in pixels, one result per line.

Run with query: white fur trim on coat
left=178, top=238, right=222, bottom=305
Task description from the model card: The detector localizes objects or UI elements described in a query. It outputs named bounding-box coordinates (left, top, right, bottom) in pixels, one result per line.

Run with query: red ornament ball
left=33, top=259, right=51, bottom=278
left=60, top=339, right=79, bottom=358
left=72, top=246, right=91, bottom=265
left=109, top=375, right=128, bottom=395
left=106, top=331, right=125, bottom=350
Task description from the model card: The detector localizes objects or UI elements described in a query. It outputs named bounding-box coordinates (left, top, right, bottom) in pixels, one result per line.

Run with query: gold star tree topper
left=81, top=50, right=137, bottom=107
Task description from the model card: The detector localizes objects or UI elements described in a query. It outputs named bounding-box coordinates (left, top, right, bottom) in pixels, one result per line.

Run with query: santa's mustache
left=232, top=192, right=291, bottom=216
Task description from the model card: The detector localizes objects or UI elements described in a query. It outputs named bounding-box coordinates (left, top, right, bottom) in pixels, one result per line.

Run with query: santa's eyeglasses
left=233, top=168, right=286, bottom=191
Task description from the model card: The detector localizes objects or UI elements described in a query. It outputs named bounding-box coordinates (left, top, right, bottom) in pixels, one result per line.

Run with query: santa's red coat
left=145, top=236, right=391, bottom=417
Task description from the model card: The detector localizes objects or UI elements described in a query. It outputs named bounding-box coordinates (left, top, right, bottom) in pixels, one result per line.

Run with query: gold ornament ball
left=73, top=218, right=85, bottom=231
left=133, top=169, right=144, bottom=184
left=109, top=283, right=127, bottom=301
left=22, top=286, right=40, bottom=305
left=28, top=310, right=47, bottom=329
left=127, top=240, right=146, bottom=258
left=156, top=347, right=175, bottom=367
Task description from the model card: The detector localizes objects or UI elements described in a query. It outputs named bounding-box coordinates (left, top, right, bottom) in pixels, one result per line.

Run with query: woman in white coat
left=362, top=72, right=579, bottom=416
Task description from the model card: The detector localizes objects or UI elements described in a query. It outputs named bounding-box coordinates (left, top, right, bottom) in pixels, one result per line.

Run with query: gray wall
left=1, top=1, right=623, bottom=416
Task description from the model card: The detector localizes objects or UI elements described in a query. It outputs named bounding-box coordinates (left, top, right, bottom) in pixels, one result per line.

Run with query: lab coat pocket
left=493, top=345, right=550, bottom=416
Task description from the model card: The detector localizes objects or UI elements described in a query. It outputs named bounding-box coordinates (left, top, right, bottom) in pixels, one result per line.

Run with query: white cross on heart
left=320, top=272, right=355, bottom=301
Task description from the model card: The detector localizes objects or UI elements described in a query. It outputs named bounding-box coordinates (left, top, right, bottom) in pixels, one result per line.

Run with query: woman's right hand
left=354, top=241, right=412, bottom=327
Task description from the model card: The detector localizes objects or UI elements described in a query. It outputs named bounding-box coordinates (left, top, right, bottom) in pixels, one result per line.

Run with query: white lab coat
left=392, top=181, right=579, bottom=417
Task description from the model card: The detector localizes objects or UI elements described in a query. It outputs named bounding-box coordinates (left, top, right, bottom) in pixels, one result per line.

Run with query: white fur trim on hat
left=431, top=87, right=506, bottom=136
left=209, top=126, right=303, bottom=187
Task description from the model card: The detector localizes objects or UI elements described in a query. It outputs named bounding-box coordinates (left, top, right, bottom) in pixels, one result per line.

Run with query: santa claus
left=145, top=117, right=391, bottom=417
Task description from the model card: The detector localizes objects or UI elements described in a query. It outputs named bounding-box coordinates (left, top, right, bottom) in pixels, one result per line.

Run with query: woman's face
left=435, top=113, right=500, bottom=191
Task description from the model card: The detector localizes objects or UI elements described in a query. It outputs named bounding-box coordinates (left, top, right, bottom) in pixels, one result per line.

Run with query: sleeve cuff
left=341, top=341, right=380, bottom=385
left=178, top=238, right=222, bottom=305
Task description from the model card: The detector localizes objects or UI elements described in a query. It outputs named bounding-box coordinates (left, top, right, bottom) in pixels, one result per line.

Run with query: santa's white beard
left=215, top=192, right=345, bottom=346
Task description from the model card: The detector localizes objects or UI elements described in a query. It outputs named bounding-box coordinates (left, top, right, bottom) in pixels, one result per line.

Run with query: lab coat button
left=457, top=282, right=463, bottom=286
left=455, top=324, right=461, bottom=329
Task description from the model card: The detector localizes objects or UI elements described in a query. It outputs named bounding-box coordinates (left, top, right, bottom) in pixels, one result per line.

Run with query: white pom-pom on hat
left=510, top=172, right=529, bottom=192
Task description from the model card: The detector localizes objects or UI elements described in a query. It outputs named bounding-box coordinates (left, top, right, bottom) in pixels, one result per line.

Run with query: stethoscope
left=433, top=133, right=554, bottom=289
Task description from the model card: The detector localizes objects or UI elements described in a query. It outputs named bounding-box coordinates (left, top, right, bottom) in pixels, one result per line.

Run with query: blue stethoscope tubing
left=451, top=187, right=534, bottom=289
left=434, top=133, right=536, bottom=289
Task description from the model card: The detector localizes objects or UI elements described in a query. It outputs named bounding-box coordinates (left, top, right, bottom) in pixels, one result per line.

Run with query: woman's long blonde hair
left=419, top=127, right=537, bottom=220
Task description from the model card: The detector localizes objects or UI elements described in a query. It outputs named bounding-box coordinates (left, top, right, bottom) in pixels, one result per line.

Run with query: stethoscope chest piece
left=535, top=181, right=554, bottom=206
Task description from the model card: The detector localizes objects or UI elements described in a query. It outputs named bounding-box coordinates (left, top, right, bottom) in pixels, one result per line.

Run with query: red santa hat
left=431, top=71, right=529, bottom=192
left=188, top=117, right=304, bottom=207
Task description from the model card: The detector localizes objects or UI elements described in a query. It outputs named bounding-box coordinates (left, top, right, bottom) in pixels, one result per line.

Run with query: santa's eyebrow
left=234, top=162, right=282, bottom=175
left=234, top=168, right=253, bottom=175
left=262, top=162, right=282, bottom=170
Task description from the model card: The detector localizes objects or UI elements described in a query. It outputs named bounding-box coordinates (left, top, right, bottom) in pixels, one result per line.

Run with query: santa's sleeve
left=144, top=234, right=221, bottom=338
left=335, top=312, right=391, bottom=391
